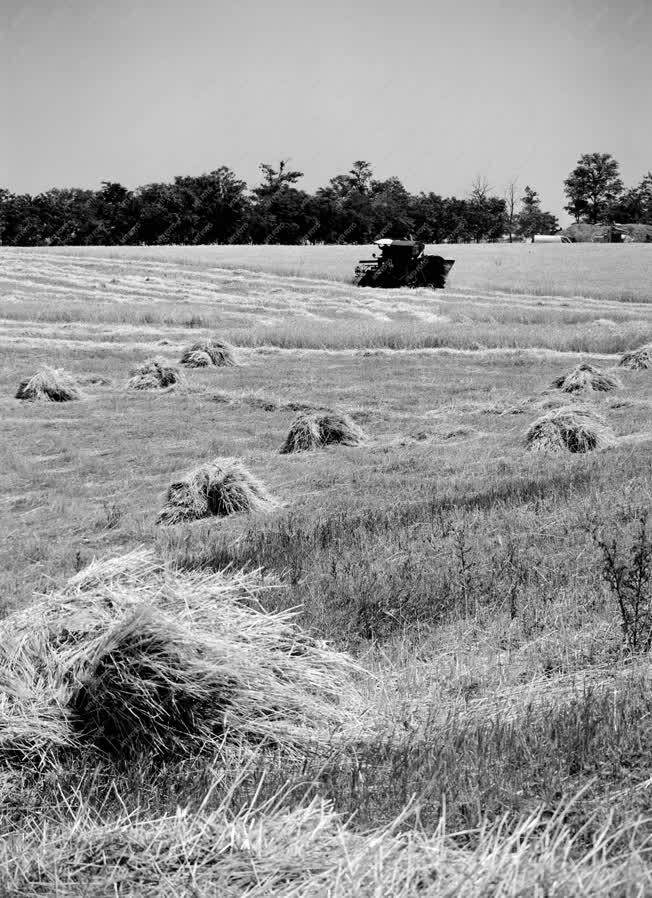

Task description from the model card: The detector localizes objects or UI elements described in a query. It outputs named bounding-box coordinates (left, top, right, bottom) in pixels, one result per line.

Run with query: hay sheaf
left=281, top=410, right=367, bottom=454
left=0, top=550, right=363, bottom=765
left=552, top=363, right=620, bottom=394
left=15, top=367, right=83, bottom=402
left=127, top=358, right=183, bottom=391
left=156, top=458, right=276, bottom=525
left=180, top=340, right=237, bottom=367
left=525, top=406, right=615, bottom=453
left=619, top=344, right=652, bottom=370
left=181, top=349, right=212, bottom=368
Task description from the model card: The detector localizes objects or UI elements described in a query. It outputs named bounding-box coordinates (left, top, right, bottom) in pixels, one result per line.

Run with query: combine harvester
left=353, top=238, right=455, bottom=289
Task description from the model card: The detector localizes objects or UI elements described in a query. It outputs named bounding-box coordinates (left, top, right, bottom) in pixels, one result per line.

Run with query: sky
left=2, top=0, right=651, bottom=222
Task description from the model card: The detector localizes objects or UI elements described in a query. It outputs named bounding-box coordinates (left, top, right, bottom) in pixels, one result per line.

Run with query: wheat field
left=1, top=244, right=652, bottom=895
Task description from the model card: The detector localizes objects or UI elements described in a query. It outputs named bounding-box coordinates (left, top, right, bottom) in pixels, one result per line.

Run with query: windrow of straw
left=552, top=363, right=620, bottom=394
left=525, top=406, right=615, bottom=453
left=280, top=410, right=367, bottom=454
left=3, top=788, right=650, bottom=897
left=127, top=358, right=183, bottom=390
left=15, top=366, right=83, bottom=402
left=0, top=550, right=363, bottom=766
left=180, top=340, right=237, bottom=367
left=619, top=343, right=652, bottom=370
left=156, top=457, right=277, bottom=525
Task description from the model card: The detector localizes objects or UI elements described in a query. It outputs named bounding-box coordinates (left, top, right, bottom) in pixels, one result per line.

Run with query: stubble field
left=1, top=244, right=652, bottom=895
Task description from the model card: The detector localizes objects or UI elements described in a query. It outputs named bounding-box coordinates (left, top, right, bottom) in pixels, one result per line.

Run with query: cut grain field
left=1, top=244, right=652, bottom=896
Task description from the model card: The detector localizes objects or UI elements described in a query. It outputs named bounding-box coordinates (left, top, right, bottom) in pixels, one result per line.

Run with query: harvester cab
left=353, top=238, right=454, bottom=289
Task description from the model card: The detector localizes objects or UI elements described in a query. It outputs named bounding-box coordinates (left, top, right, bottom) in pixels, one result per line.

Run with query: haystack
left=0, top=550, right=362, bottom=764
left=180, top=340, right=237, bottom=367
left=127, top=358, right=183, bottom=390
left=280, top=410, right=366, bottom=454
left=525, top=406, right=615, bottom=453
left=552, top=363, right=620, bottom=394
left=15, top=366, right=82, bottom=402
left=156, top=457, right=276, bottom=525
left=619, top=344, right=652, bottom=370
left=181, top=349, right=212, bottom=368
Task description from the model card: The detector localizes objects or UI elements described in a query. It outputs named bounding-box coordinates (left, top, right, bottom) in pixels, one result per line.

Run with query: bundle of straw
left=156, top=458, right=276, bottom=525
left=525, top=406, right=615, bottom=453
left=280, top=410, right=366, bottom=454
left=180, top=340, right=237, bottom=367
left=15, top=366, right=83, bottom=402
left=0, top=550, right=362, bottom=765
left=127, top=358, right=183, bottom=390
left=552, top=363, right=619, bottom=394
left=619, top=344, right=652, bottom=370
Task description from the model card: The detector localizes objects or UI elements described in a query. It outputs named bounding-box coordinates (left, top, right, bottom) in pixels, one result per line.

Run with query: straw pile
left=280, top=410, right=367, bottom=454
left=127, top=358, right=183, bottom=390
left=15, top=366, right=83, bottom=402
left=0, top=550, right=362, bottom=765
left=156, top=457, right=276, bottom=525
left=619, top=344, right=652, bottom=370
left=525, top=406, right=615, bottom=453
left=4, top=790, right=649, bottom=897
left=180, top=340, right=237, bottom=367
left=552, top=363, right=620, bottom=394
left=181, top=349, right=212, bottom=368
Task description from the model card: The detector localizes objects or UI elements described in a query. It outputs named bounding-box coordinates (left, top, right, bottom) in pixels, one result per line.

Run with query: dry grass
left=280, top=410, right=367, bottom=454
left=525, top=406, right=616, bottom=453
left=15, top=366, right=83, bottom=402
left=552, top=363, right=620, bottom=394
left=156, top=457, right=277, bottom=525
left=127, top=358, right=183, bottom=390
left=181, top=340, right=237, bottom=367
left=4, top=783, right=651, bottom=897
left=0, top=550, right=363, bottom=765
left=619, top=344, right=652, bottom=370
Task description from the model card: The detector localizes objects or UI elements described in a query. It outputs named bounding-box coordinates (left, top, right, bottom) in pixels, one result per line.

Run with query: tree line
left=0, top=160, right=558, bottom=247
left=0, top=154, right=648, bottom=247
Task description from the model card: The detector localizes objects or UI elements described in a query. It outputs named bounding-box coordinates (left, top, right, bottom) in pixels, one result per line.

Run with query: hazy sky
left=3, top=0, right=651, bottom=221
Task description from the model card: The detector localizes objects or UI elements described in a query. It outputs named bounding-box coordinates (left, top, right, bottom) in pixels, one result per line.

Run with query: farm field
left=1, top=244, right=652, bottom=895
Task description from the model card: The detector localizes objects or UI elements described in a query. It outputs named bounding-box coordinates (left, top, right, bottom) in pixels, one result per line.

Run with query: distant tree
left=563, top=153, right=624, bottom=223
left=254, top=160, right=304, bottom=199
left=504, top=180, right=518, bottom=243
left=466, top=176, right=505, bottom=242
left=516, top=186, right=559, bottom=240
left=368, top=176, right=413, bottom=238
left=612, top=172, right=652, bottom=224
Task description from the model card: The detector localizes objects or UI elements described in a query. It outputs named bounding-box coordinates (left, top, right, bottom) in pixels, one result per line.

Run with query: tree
left=563, top=153, right=624, bottom=224
left=254, top=160, right=303, bottom=199
left=516, top=186, right=558, bottom=240
left=504, top=180, right=518, bottom=243
left=612, top=172, right=652, bottom=224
